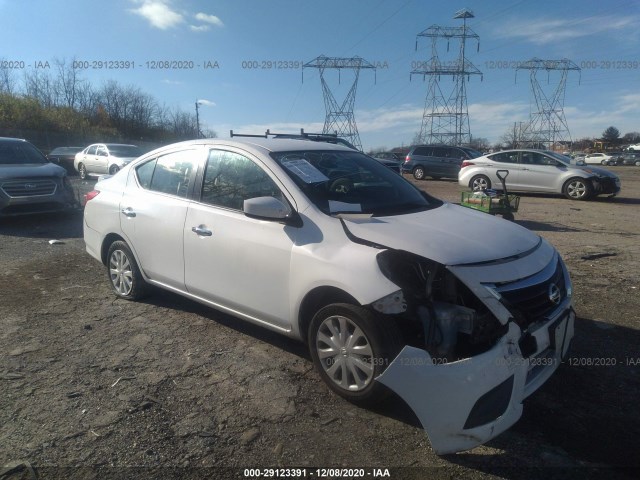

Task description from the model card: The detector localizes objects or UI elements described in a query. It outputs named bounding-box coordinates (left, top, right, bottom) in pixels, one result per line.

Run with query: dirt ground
left=1, top=167, right=639, bottom=480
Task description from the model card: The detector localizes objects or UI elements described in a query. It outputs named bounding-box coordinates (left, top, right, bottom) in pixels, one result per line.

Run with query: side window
left=413, top=147, right=431, bottom=156
left=489, top=152, right=518, bottom=164
left=87, top=145, right=97, bottom=155
left=432, top=147, right=448, bottom=158
left=135, top=150, right=196, bottom=198
left=201, top=150, right=283, bottom=211
left=96, top=146, right=108, bottom=156
left=136, top=159, right=157, bottom=189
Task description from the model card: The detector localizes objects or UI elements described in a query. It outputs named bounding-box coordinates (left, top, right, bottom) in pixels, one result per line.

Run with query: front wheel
left=601, top=159, right=607, bottom=165
left=413, top=166, right=425, bottom=180
left=109, top=164, right=120, bottom=175
left=563, top=177, right=593, bottom=200
left=106, top=241, right=148, bottom=300
left=635, top=160, right=640, bottom=167
left=308, top=304, right=403, bottom=405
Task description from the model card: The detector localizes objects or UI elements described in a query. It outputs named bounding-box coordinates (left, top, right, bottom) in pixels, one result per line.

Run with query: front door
left=184, top=148, right=296, bottom=329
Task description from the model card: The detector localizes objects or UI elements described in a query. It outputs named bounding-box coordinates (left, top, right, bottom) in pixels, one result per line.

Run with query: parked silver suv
left=0, top=137, right=79, bottom=217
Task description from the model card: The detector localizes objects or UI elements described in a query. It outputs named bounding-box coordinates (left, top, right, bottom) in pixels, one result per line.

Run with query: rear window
left=412, top=147, right=432, bottom=156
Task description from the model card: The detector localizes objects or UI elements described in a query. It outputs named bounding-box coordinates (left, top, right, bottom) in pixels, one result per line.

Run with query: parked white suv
left=83, top=138, right=575, bottom=454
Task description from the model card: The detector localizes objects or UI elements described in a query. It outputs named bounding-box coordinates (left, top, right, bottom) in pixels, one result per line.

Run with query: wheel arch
left=100, top=233, right=128, bottom=265
left=297, top=286, right=359, bottom=345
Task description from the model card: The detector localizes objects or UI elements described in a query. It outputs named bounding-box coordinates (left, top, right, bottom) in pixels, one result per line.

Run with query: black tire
left=601, top=159, right=607, bottom=165
left=109, top=164, right=120, bottom=175
left=635, top=160, right=640, bottom=167
left=502, top=212, right=515, bottom=221
left=563, top=177, right=593, bottom=201
left=78, top=163, right=89, bottom=180
left=106, top=241, right=148, bottom=300
left=470, top=174, right=491, bottom=192
left=412, top=166, right=425, bottom=180
left=308, top=303, right=403, bottom=405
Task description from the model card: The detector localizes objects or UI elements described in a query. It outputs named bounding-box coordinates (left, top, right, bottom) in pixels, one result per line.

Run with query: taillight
left=83, top=190, right=100, bottom=206
left=404, top=155, right=410, bottom=163
left=461, top=161, right=474, bottom=168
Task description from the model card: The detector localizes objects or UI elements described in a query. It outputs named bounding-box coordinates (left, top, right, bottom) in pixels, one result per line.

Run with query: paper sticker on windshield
left=282, top=159, right=329, bottom=184
left=328, top=200, right=362, bottom=213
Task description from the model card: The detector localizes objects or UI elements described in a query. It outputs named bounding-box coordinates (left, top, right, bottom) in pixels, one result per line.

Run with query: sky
left=1, top=0, right=639, bottom=151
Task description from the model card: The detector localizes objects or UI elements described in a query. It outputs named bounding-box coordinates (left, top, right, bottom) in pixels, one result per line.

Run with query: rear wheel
left=470, top=174, right=491, bottom=191
left=635, top=160, right=640, bottom=167
left=109, top=164, right=120, bottom=175
left=106, top=241, right=148, bottom=300
left=563, top=177, right=593, bottom=200
left=308, top=303, right=403, bottom=405
left=413, top=166, right=425, bottom=180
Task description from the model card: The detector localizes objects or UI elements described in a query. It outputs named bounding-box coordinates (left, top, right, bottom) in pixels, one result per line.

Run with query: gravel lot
left=1, top=167, right=639, bottom=480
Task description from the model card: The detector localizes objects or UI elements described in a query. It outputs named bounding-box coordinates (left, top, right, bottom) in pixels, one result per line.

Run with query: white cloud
left=197, top=99, right=216, bottom=107
left=496, top=15, right=640, bottom=45
left=129, top=1, right=184, bottom=30
left=194, top=12, right=224, bottom=27
left=162, top=79, right=183, bottom=85
left=190, top=25, right=210, bottom=32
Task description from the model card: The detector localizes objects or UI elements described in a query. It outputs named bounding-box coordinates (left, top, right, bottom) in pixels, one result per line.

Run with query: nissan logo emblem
left=548, top=283, right=562, bottom=305
left=24, top=183, right=37, bottom=189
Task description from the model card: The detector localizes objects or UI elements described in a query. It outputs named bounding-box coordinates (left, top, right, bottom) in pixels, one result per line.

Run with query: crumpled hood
left=341, top=202, right=540, bottom=265
left=577, top=165, right=617, bottom=178
left=0, top=162, right=65, bottom=179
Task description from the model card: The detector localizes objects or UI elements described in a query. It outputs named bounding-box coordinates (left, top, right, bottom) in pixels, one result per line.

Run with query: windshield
left=271, top=150, right=440, bottom=216
left=108, top=145, right=142, bottom=157
left=0, top=141, right=48, bottom=165
left=546, top=151, right=572, bottom=165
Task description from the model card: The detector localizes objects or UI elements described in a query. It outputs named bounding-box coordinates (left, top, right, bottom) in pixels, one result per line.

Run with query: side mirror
left=244, top=196, right=301, bottom=226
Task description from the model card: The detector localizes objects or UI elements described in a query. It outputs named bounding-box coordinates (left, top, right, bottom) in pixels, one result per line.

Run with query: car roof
left=140, top=138, right=354, bottom=159
left=0, top=137, right=28, bottom=143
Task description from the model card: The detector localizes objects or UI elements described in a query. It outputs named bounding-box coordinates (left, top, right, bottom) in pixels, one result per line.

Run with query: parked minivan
left=403, top=145, right=483, bottom=180
left=84, top=138, right=574, bottom=455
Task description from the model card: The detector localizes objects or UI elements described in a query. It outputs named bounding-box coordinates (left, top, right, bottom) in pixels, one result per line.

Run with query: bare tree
left=54, top=57, right=83, bottom=109
left=23, top=68, right=58, bottom=108
left=0, top=59, right=17, bottom=94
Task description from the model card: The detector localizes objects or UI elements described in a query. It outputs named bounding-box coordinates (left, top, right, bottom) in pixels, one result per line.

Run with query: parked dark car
left=403, top=145, right=483, bottom=180
left=605, top=152, right=625, bottom=166
left=46, top=146, right=84, bottom=174
left=0, top=137, right=79, bottom=216
left=621, top=152, right=640, bottom=166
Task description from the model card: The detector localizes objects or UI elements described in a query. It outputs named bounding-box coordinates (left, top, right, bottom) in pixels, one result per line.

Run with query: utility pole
left=516, top=58, right=581, bottom=150
left=195, top=100, right=203, bottom=138
left=303, top=55, right=376, bottom=151
left=411, top=8, right=482, bottom=146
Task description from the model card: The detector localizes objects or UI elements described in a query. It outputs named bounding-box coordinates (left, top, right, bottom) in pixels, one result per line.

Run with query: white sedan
left=583, top=152, right=612, bottom=165
left=83, top=138, right=575, bottom=454
left=74, top=143, right=142, bottom=179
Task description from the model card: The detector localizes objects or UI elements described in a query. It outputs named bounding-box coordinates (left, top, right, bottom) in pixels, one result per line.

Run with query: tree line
left=0, top=57, right=214, bottom=151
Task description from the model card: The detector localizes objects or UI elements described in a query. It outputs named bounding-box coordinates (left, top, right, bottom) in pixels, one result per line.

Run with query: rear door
left=120, top=147, right=203, bottom=289
left=95, top=145, right=109, bottom=174
left=485, top=151, right=520, bottom=189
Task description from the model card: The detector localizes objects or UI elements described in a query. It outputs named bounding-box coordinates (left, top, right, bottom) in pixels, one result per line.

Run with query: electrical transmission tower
left=516, top=58, right=581, bottom=149
left=303, top=55, right=376, bottom=151
left=411, top=9, right=482, bottom=146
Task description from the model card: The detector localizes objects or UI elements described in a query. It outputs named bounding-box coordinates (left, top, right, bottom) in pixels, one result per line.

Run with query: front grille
left=1, top=179, right=57, bottom=197
left=498, top=260, right=566, bottom=327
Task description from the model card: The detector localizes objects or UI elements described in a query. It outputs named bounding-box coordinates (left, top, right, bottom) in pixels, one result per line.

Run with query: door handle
left=191, top=225, right=212, bottom=237
left=121, top=207, right=136, bottom=218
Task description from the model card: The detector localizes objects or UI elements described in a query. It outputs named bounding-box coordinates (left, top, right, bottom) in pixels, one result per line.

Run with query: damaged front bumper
left=377, top=304, right=574, bottom=455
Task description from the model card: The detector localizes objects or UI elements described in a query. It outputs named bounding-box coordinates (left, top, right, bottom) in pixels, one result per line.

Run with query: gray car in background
left=458, top=149, right=621, bottom=200
left=0, top=137, right=79, bottom=216
left=402, top=145, right=483, bottom=180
